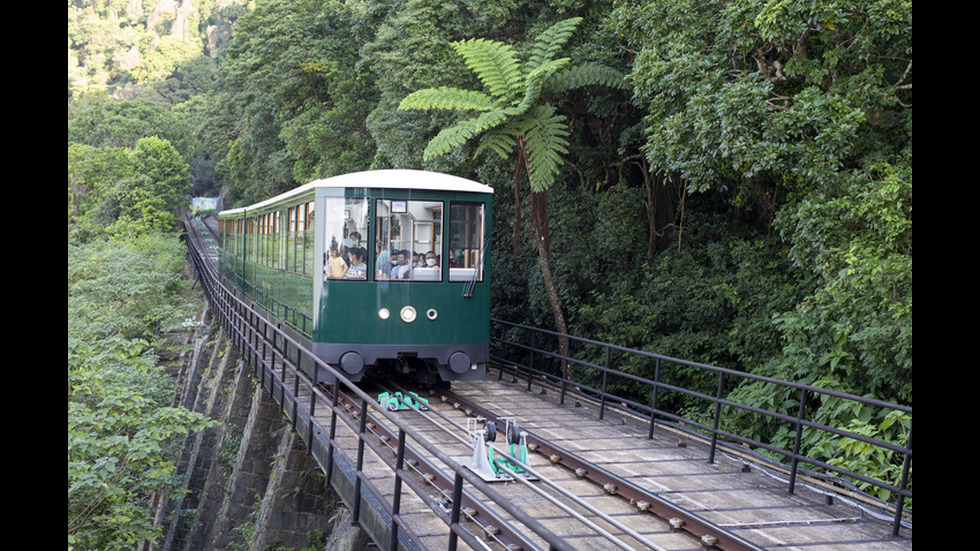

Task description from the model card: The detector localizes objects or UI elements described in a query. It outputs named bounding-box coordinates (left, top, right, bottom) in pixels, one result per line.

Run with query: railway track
left=183, top=215, right=912, bottom=551
left=316, top=378, right=751, bottom=551
left=370, top=384, right=696, bottom=549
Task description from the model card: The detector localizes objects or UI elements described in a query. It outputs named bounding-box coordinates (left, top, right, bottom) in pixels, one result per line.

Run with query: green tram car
left=217, top=169, right=493, bottom=386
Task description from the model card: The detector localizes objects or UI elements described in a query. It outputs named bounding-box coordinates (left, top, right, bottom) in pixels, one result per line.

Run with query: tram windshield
left=448, top=202, right=486, bottom=282
left=323, top=197, right=369, bottom=280
left=375, top=199, right=443, bottom=281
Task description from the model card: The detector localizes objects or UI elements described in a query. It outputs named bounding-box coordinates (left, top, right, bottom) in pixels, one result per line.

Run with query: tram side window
left=448, top=202, right=486, bottom=282
left=324, top=197, right=369, bottom=280
left=303, top=201, right=315, bottom=276
left=374, top=199, right=443, bottom=281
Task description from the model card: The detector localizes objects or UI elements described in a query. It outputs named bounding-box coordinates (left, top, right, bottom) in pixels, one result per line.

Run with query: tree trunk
left=512, top=156, right=523, bottom=256
left=645, top=170, right=675, bottom=257
left=529, top=189, right=570, bottom=380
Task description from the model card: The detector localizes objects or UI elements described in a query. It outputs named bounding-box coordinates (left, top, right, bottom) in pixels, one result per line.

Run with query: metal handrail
left=488, top=318, right=912, bottom=536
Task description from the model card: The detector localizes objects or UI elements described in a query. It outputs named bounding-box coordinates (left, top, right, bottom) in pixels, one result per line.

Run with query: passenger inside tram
left=345, top=247, right=367, bottom=279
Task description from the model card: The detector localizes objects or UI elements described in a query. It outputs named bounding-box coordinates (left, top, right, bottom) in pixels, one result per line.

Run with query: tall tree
left=611, top=0, right=912, bottom=401
left=399, top=17, right=626, bottom=364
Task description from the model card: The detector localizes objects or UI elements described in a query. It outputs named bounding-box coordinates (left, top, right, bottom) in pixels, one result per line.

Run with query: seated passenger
left=345, top=248, right=367, bottom=279
left=377, top=249, right=401, bottom=279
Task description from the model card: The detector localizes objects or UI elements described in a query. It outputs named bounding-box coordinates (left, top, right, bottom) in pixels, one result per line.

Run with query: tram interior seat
left=450, top=268, right=477, bottom=281
left=413, top=268, right=440, bottom=281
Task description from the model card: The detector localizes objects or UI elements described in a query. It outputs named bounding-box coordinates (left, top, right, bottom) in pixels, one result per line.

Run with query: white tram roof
left=219, top=169, right=493, bottom=216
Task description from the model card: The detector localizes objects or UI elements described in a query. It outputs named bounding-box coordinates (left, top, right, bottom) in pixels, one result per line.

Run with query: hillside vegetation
left=68, top=0, right=911, bottom=547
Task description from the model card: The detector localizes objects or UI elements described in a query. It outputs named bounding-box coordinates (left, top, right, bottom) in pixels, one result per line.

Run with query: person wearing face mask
left=424, top=251, right=439, bottom=268
left=388, top=250, right=409, bottom=279
left=395, top=250, right=415, bottom=279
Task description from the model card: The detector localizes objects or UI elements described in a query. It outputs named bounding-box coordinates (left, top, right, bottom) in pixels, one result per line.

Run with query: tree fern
left=526, top=17, right=583, bottom=72
left=509, top=58, right=572, bottom=118
left=399, top=16, right=625, bottom=362
left=399, top=16, right=622, bottom=192
left=422, top=110, right=509, bottom=161
left=547, top=62, right=629, bottom=94
left=451, top=38, right=523, bottom=104
left=399, top=87, right=496, bottom=112
left=519, top=105, right=570, bottom=191
left=474, top=130, right=518, bottom=160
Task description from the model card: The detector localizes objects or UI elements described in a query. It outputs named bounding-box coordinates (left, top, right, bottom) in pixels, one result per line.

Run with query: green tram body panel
left=217, top=170, right=493, bottom=385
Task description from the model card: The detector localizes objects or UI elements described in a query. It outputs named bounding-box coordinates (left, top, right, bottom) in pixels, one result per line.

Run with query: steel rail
left=429, top=386, right=767, bottom=551
left=383, top=383, right=670, bottom=550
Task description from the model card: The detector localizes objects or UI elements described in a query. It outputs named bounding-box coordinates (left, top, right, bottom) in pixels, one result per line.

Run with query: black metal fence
left=488, top=318, right=912, bottom=536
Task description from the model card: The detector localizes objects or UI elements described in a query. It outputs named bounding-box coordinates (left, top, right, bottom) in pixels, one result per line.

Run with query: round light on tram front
left=378, top=308, right=390, bottom=320
left=400, top=306, right=417, bottom=323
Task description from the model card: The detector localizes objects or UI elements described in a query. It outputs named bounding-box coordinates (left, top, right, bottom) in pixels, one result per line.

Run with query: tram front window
left=324, top=197, right=369, bottom=280
left=375, top=199, right=443, bottom=281
left=448, top=202, right=486, bottom=282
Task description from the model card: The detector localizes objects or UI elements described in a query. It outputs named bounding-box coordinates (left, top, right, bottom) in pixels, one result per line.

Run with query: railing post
left=526, top=331, right=535, bottom=392
left=708, top=371, right=724, bottom=464
left=291, top=347, right=300, bottom=433
left=325, top=383, right=340, bottom=491
left=648, top=358, right=660, bottom=439
left=892, top=423, right=912, bottom=536
left=307, top=354, right=317, bottom=455
left=352, top=398, right=368, bottom=525
left=390, top=429, right=407, bottom=551
left=448, top=472, right=464, bottom=551
left=599, top=347, right=610, bottom=420
left=789, top=387, right=809, bottom=494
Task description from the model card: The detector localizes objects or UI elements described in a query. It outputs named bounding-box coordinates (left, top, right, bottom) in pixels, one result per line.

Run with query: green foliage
left=68, top=0, right=230, bottom=98
left=828, top=410, right=911, bottom=504
left=68, top=136, right=191, bottom=237
left=68, top=336, right=214, bottom=551
left=68, top=143, right=135, bottom=232
left=610, top=0, right=912, bottom=400
left=561, top=200, right=810, bottom=409
left=68, top=234, right=193, bottom=341
left=213, top=0, right=377, bottom=203
left=399, top=16, right=626, bottom=191
left=615, top=0, right=911, bottom=191
left=769, top=164, right=912, bottom=402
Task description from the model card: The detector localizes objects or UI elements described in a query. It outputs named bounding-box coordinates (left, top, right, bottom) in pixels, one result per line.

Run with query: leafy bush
left=68, top=336, right=214, bottom=550
left=68, top=234, right=193, bottom=341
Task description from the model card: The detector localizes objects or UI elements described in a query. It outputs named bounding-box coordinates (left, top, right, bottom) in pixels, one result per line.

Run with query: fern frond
left=519, top=105, right=570, bottom=191
left=451, top=38, right=523, bottom=103
left=398, top=87, right=496, bottom=112
left=526, top=17, right=583, bottom=71
left=546, top=63, right=629, bottom=94
left=506, top=57, right=571, bottom=117
left=422, top=109, right=509, bottom=161
left=474, top=130, right=518, bottom=160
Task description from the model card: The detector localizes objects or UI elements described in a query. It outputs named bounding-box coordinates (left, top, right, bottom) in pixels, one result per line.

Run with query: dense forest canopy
left=68, top=0, right=910, bottom=546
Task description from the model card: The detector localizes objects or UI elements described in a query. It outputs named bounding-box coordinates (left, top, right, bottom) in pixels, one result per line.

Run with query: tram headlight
left=400, top=306, right=417, bottom=323
left=378, top=308, right=390, bottom=320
